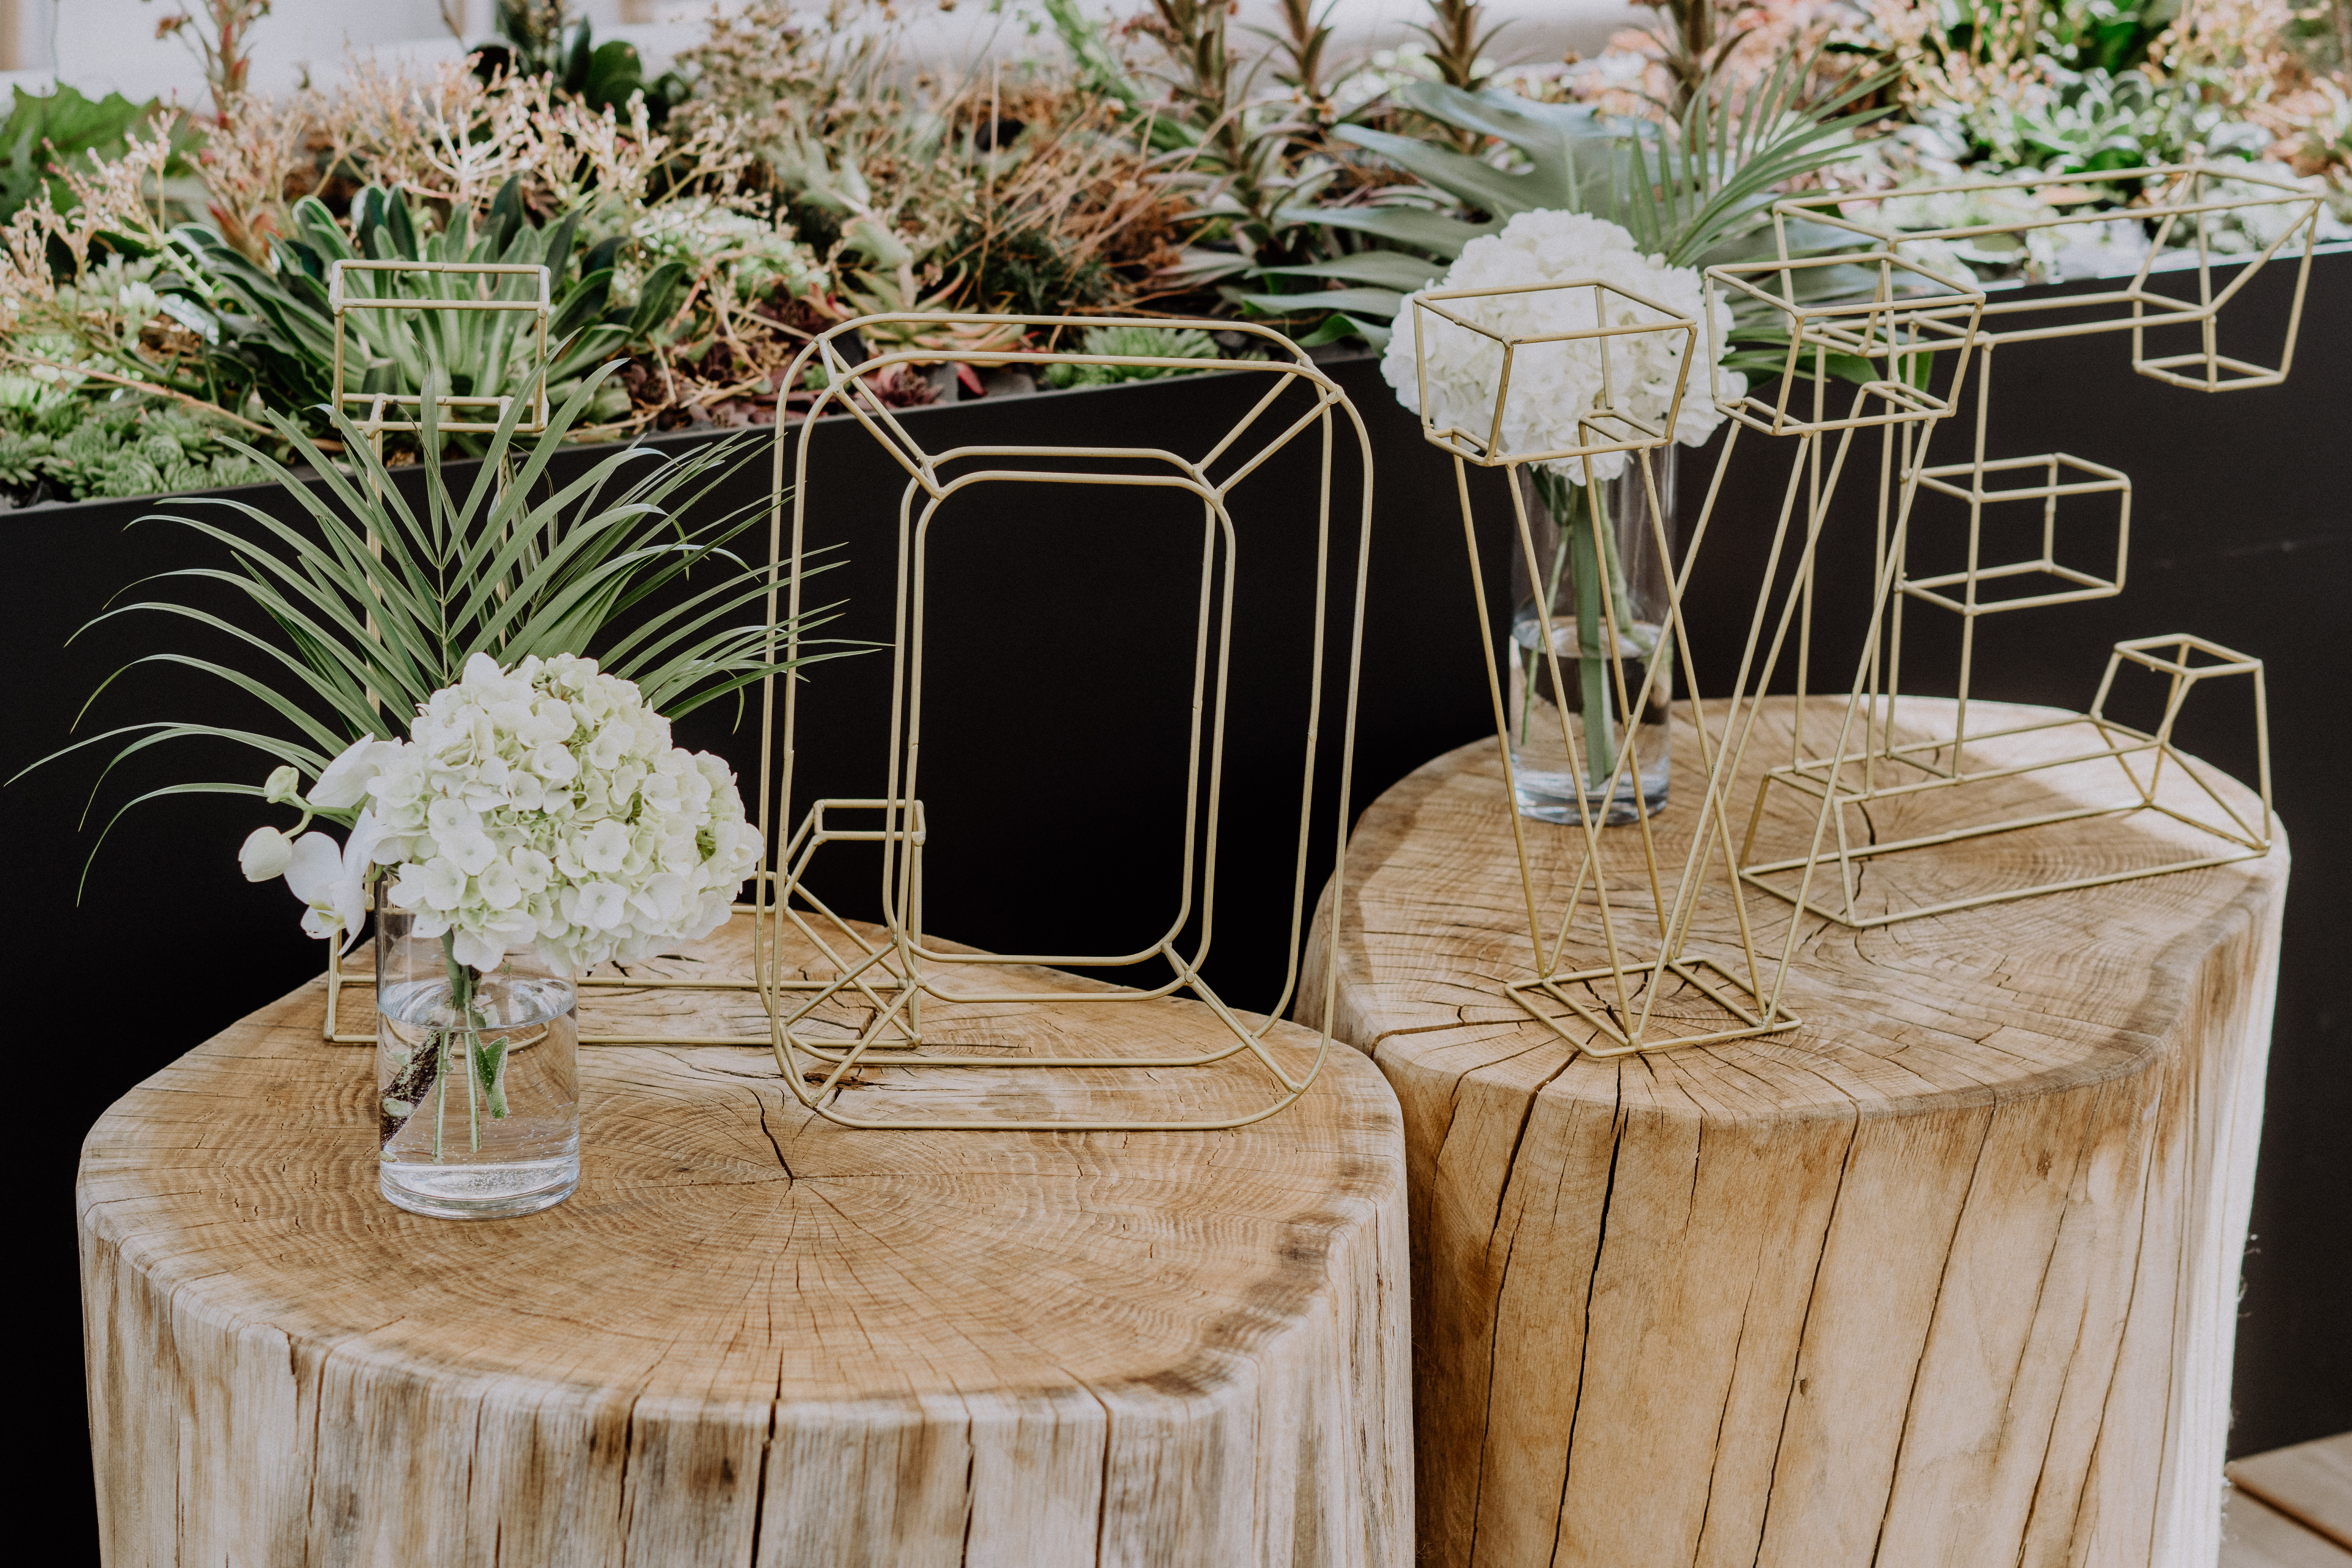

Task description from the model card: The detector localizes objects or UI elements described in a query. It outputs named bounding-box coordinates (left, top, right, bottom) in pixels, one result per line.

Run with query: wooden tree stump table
left=1300, top=697, right=2285, bottom=1568
left=80, top=919, right=1411, bottom=1568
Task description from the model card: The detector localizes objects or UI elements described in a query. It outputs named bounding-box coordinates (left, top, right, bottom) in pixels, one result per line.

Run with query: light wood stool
left=80, top=918, right=1412, bottom=1566
left=1302, top=697, right=2284, bottom=1568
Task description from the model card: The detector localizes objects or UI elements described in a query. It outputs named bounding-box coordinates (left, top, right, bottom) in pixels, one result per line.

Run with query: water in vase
left=378, top=969, right=580, bottom=1220
left=1507, top=610, right=1673, bottom=826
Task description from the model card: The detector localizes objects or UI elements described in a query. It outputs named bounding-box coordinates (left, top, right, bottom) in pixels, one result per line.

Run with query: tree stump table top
left=80, top=918, right=1411, bottom=1568
left=1302, top=697, right=2286, bottom=1568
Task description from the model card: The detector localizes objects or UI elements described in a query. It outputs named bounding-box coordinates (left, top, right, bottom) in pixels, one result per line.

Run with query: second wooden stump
left=1302, top=698, right=2284, bottom=1568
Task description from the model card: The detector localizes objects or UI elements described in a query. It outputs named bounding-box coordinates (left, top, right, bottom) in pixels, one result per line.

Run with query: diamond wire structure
left=317, top=258, right=775, bottom=1046
left=1730, top=163, right=2316, bottom=927
left=751, top=314, right=1374, bottom=1129
left=1406, top=269, right=1976, bottom=1056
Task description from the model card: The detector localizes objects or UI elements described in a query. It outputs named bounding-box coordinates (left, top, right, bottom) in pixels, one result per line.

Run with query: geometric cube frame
left=1735, top=164, right=2311, bottom=925
left=327, top=258, right=554, bottom=437
left=1905, top=451, right=2131, bottom=617
left=1738, top=633, right=2273, bottom=927
left=1687, top=258, right=2004, bottom=966
left=1409, top=277, right=1811, bottom=1056
left=757, top=314, right=1373, bottom=1128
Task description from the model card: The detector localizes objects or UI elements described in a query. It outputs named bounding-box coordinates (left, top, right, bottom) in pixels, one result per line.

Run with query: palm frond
left=31, top=358, right=858, bottom=867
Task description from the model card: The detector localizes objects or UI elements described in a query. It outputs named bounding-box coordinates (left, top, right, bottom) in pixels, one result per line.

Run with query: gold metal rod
left=757, top=314, right=1372, bottom=1127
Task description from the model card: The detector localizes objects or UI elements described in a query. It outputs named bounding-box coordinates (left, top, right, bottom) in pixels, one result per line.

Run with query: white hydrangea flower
left=280, top=652, right=764, bottom=975
left=1381, top=209, right=1741, bottom=483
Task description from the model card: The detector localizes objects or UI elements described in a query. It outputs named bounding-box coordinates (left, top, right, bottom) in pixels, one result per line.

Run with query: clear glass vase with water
left=376, top=891, right=579, bottom=1220
left=1507, top=454, right=1677, bottom=825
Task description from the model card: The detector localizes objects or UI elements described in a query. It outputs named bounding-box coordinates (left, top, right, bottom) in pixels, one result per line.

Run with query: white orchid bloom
left=308, top=735, right=399, bottom=809
left=239, top=825, right=295, bottom=881
left=283, top=810, right=388, bottom=953
left=283, top=832, right=349, bottom=942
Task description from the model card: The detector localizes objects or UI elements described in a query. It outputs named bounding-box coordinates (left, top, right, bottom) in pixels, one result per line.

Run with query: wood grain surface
left=1300, top=697, right=2287, bottom=1568
left=80, top=918, right=1411, bottom=1568
left=2223, top=1493, right=2352, bottom=1568
left=2233, top=1434, right=2352, bottom=1552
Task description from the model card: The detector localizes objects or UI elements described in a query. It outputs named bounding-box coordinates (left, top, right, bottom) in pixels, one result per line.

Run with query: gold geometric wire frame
left=1731, top=162, right=2314, bottom=927
left=752, top=313, right=1374, bottom=1128
left=1403, top=273, right=1954, bottom=1055
left=318, top=258, right=775, bottom=1045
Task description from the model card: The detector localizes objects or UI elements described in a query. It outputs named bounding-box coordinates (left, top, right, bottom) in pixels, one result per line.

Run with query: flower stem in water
left=1533, top=468, right=1628, bottom=793
left=435, top=933, right=492, bottom=1160
left=1570, top=506, right=1617, bottom=788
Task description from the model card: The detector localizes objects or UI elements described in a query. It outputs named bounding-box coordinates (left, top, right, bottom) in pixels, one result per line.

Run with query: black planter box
left=16, top=251, right=2348, bottom=1557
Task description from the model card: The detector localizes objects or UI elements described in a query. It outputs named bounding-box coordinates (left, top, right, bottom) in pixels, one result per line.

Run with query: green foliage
left=1127, top=0, right=1338, bottom=279
left=1040, top=0, right=1197, bottom=152
left=162, top=180, right=669, bottom=442
left=0, top=368, right=83, bottom=435
left=958, top=222, right=1113, bottom=317
left=1261, top=56, right=1892, bottom=340
left=1040, top=325, right=1223, bottom=388
left=0, top=387, right=265, bottom=502
left=0, top=85, right=183, bottom=224
left=1414, top=0, right=1510, bottom=92
left=1954, top=64, right=2267, bottom=178
left=474, top=4, right=687, bottom=120
left=1938, top=0, right=2179, bottom=80
left=1901, top=0, right=2263, bottom=179
left=34, top=365, right=849, bottom=845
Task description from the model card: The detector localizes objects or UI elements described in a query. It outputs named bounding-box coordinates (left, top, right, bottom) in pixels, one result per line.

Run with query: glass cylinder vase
left=376, top=891, right=580, bottom=1220
left=1506, top=451, right=1678, bottom=825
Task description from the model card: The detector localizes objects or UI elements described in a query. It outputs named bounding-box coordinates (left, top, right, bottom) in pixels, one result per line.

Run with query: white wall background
left=3, top=0, right=1636, bottom=107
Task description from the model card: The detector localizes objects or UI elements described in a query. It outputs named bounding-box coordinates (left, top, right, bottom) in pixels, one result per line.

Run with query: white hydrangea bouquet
left=42, top=371, right=844, bottom=1215
left=243, top=652, right=763, bottom=976
left=1380, top=209, right=1739, bottom=809
left=1379, top=208, right=1740, bottom=487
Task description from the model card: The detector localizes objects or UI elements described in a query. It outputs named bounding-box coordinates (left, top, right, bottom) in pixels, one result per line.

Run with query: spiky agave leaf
left=1261, top=57, right=1896, bottom=341
left=163, top=179, right=659, bottom=443
left=21, top=360, right=853, bottom=874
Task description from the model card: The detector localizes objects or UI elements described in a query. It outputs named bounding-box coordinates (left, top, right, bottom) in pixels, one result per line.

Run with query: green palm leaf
left=25, top=359, right=855, bottom=875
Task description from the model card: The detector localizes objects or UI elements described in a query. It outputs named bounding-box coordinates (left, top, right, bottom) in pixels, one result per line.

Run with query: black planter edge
left=0, top=344, right=1387, bottom=525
